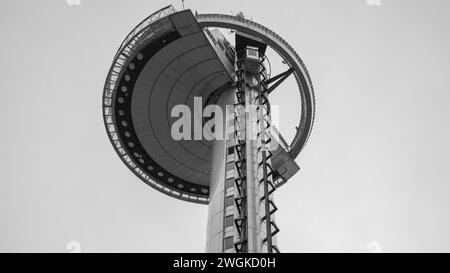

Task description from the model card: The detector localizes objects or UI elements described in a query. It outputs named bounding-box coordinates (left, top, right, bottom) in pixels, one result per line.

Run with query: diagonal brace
left=263, top=68, right=294, bottom=94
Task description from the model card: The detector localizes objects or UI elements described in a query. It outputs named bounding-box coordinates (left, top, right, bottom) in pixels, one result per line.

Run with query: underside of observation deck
left=103, top=7, right=313, bottom=204
left=104, top=9, right=235, bottom=203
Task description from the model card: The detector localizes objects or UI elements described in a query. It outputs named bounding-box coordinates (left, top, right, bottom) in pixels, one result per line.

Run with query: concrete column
left=205, top=78, right=275, bottom=253
left=205, top=87, right=235, bottom=253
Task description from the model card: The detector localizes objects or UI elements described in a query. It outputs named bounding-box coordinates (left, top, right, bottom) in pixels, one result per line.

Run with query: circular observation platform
left=102, top=6, right=315, bottom=204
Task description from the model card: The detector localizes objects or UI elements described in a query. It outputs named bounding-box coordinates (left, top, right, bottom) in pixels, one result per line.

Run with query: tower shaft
left=205, top=46, right=279, bottom=253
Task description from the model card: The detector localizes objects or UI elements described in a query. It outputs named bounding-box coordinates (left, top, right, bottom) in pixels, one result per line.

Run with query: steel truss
left=233, top=53, right=248, bottom=253
left=257, top=54, right=280, bottom=253
left=232, top=51, right=280, bottom=253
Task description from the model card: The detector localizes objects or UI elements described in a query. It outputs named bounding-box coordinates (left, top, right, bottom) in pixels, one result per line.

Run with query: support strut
left=233, top=54, right=248, bottom=253
left=257, top=54, right=280, bottom=253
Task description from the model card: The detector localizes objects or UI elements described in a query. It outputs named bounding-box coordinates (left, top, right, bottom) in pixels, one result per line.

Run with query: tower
left=102, top=5, right=315, bottom=253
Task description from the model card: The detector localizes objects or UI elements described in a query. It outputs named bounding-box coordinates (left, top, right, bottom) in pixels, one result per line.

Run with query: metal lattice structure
left=257, top=54, right=280, bottom=253
left=233, top=52, right=248, bottom=253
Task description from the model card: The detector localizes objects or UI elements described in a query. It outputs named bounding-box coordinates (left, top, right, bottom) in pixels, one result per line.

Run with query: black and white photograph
left=1, top=0, right=450, bottom=263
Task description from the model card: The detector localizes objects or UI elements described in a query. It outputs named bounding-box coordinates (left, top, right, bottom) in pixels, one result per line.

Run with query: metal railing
left=115, top=5, right=176, bottom=59
left=104, top=5, right=177, bottom=102
left=102, top=6, right=210, bottom=204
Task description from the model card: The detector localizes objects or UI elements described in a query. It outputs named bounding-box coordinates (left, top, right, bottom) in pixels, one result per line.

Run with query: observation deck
left=103, top=6, right=314, bottom=204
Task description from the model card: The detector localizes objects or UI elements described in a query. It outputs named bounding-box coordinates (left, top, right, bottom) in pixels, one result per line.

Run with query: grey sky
left=1, top=0, right=450, bottom=252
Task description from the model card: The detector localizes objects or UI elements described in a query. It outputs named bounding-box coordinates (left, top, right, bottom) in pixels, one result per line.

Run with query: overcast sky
left=1, top=0, right=450, bottom=252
